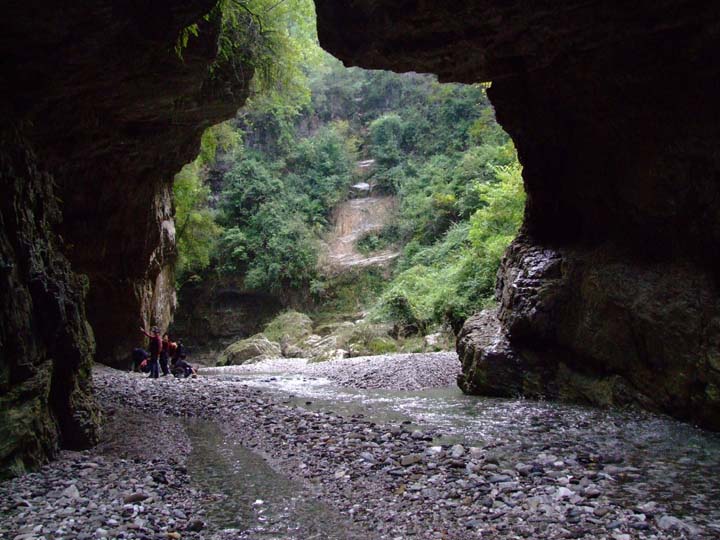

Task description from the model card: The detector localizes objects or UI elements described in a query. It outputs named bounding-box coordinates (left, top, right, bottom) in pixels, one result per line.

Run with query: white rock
left=62, top=485, right=80, bottom=500
left=657, top=515, right=697, bottom=533
left=468, top=447, right=484, bottom=458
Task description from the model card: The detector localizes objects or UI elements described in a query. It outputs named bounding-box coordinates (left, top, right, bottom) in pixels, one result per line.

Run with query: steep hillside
left=323, top=195, right=399, bottom=273
left=172, top=54, right=521, bottom=353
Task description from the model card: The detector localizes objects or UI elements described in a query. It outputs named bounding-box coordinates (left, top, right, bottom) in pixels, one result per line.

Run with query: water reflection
left=185, top=419, right=366, bottom=539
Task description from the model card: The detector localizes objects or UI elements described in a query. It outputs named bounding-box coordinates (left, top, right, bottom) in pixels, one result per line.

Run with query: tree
left=173, top=162, right=221, bottom=282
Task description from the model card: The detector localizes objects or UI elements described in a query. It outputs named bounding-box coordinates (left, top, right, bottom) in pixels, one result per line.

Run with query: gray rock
left=400, top=454, right=423, bottom=466
left=186, top=519, right=205, bottom=532
left=122, top=492, right=149, bottom=504
left=62, top=485, right=80, bottom=500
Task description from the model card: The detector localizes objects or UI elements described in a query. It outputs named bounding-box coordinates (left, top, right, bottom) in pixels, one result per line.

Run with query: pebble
left=400, top=454, right=423, bottom=466
left=201, top=352, right=460, bottom=391
left=123, top=492, right=149, bottom=503
left=62, top=484, right=80, bottom=500
left=0, top=406, right=206, bottom=540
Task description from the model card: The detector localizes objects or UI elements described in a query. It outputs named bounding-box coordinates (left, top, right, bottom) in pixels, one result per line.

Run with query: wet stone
left=3, top=362, right=719, bottom=540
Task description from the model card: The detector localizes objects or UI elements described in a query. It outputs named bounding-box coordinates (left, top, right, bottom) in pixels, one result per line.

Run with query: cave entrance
left=173, top=0, right=525, bottom=363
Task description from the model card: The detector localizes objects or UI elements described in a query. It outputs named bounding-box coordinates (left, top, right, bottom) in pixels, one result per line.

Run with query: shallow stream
left=185, top=418, right=365, bottom=539
left=193, top=369, right=720, bottom=535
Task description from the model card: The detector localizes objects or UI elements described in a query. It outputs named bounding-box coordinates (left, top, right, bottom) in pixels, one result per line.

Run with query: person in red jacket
left=160, top=333, right=171, bottom=376
left=167, top=338, right=179, bottom=367
left=140, top=326, right=162, bottom=379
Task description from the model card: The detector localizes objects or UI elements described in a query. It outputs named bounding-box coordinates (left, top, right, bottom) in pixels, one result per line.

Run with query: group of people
left=133, top=327, right=196, bottom=379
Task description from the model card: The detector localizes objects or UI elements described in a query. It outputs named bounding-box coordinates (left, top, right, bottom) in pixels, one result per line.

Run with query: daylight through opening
left=172, top=1, right=524, bottom=361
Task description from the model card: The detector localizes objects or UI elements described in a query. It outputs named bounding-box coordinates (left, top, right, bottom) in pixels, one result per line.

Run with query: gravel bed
left=0, top=408, right=212, bottom=540
left=76, top=367, right=715, bottom=540
left=200, top=352, right=460, bottom=391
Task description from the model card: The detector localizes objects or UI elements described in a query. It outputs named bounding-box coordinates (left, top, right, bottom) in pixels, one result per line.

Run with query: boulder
left=218, top=335, right=281, bottom=366
left=280, top=333, right=305, bottom=358
left=263, top=311, right=314, bottom=346
left=390, top=322, right=422, bottom=339
left=457, top=242, right=720, bottom=429
left=456, top=309, right=530, bottom=398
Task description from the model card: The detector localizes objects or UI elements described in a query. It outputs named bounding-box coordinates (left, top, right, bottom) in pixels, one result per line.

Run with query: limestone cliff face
left=458, top=239, right=720, bottom=429
left=2, top=1, right=254, bottom=369
left=1, top=128, right=99, bottom=478
left=172, top=276, right=283, bottom=355
left=315, top=1, right=720, bottom=428
left=1, top=0, right=253, bottom=475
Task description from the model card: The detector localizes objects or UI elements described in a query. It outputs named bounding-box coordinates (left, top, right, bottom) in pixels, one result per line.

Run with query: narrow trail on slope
left=322, top=195, right=399, bottom=273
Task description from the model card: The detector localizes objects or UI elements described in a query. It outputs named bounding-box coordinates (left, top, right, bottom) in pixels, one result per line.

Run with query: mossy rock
left=218, top=334, right=281, bottom=366
left=397, top=336, right=426, bottom=354
left=314, top=321, right=355, bottom=337
left=263, top=311, right=313, bottom=345
left=366, top=337, right=399, bottom=355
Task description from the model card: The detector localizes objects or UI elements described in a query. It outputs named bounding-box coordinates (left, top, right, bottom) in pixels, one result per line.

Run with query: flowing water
left=200, top=370, right=720, bottom=534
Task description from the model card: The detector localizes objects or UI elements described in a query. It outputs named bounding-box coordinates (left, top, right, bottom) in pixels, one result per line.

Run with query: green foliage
left=174, top=22, right=200, bottom=60
left=373, top=160, right=526, bottom=331
left=263, top=310, right=313, bottom=343
left=310, top=268, right=387, bottom=320
left=469, top=162, right=526, bottom=250
left=173, top=162, right=221, bottom=283
left=356, top=224, right=400, bottom=255
left=173, top=4, right=526, bottom=335
left=369, top=114, right=404, bottom=171
left=285, top=123, right=357, bottom=221
left=215, top=120, right=356, bottom=291
left=215, top=227, right=248, bottom=274
left=242, top=209, right=319, bottom=291
left=198, top=121, right=243, bottom=165
left=213, top=0, right=320, bottom=103
left=367, top=337, right=399, bottom=355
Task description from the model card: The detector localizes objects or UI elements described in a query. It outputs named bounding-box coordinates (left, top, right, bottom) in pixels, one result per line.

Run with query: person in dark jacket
left=140, top=326, right=162, bottom=379
left=173, top=358, right=196, bottom=378
left=131, top=347, right=149, bottom=372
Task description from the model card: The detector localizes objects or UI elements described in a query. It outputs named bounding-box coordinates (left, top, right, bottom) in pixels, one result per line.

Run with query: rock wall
left=13, top=1, right=254, bottom=367
left=457, top=240, right=720, bottom=429
left=1, top=1, right=254, bottom=475
left=171, top=276, right=283, bottom=356
left=2, top=1, right=256, bottom=369
left=315, top=1, right=720, bottom=428
left=0, top=127, right=99, bottom=478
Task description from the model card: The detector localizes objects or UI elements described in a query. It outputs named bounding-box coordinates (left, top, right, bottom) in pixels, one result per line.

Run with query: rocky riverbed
left=1, top=358, right=719, bottom=540
left=201, top=352, right=460, bottom=391
left=0, top=410, right=210, bottom=540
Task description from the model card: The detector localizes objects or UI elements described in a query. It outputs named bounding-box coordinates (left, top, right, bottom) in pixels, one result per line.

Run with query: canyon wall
left=1, top=127, right=99, bottom=478
left=172, top=276, right=283, bottom=356
left=0, top=0, right=253, bottom=476
left=315, top=0, right=720, bottom=428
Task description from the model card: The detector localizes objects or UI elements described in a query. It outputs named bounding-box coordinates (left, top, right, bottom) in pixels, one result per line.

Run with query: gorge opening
left=1, top=1, right=719, bottom=538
